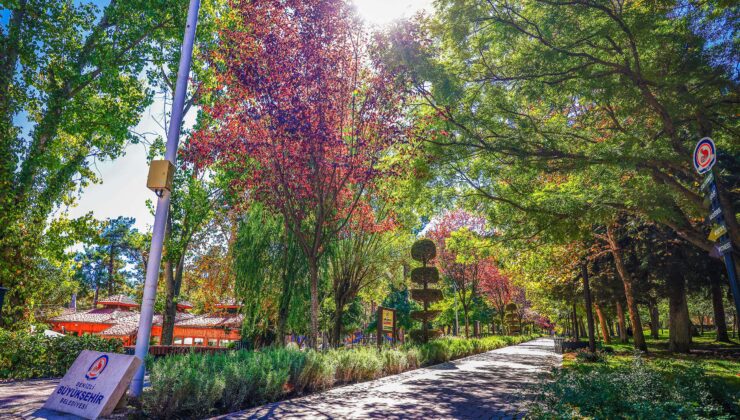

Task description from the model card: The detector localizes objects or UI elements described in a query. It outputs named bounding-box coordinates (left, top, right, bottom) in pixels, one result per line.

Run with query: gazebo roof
left=97, top=294, right=139, bottom=307
left=51, top=308, right=139, bottom=324
left=213, top=298, right=242, bottom=309
left=177, top=313, right=243, bottom=329
left=176, top=301, right=194, bottom=310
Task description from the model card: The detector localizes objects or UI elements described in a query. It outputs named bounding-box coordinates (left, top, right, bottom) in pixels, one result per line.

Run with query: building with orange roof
left=49, top=296, right=243, bottom=348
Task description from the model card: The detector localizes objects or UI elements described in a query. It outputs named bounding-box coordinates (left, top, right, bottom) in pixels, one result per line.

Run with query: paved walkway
left=0, top=378, right=76, bottom=419
left=219, top=338, right=560, bottom=420
left=0, top=377, right=148, bottom=419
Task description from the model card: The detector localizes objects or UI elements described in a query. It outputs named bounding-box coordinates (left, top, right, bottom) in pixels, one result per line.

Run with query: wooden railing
left=124, top=345, right=235, bottom=357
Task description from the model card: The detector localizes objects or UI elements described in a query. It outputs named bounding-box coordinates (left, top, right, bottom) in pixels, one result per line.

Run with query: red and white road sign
left=693, top=137, right=716, bottom=175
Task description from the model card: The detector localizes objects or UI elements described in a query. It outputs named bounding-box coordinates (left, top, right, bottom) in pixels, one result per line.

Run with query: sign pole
left=722, top=251, right=740, bottom=320
left=129, top=0, right=200, bottom=398
left=692, top=138, right=740, bottom=320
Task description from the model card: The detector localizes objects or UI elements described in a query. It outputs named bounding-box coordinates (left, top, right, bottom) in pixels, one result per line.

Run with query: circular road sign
left=693, top=137, right=716, bottom=175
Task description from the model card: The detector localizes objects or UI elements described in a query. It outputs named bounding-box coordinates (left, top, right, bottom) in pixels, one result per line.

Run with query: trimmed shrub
left=332, top=347, right=383, bottom=383
left=143, top=334, right=540, bottom=418
left=381, top=348, right=409, bottom=375
left=295, top=350, right=335, bottom=393
left=0, top=329, right=123, bottom=380
left=405, top=347, right=422, bottom=370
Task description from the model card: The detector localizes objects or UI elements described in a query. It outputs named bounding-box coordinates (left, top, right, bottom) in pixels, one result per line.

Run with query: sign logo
left=85, top=355, right=108, bottom=380
left=693, top=137, right=716, bottom=174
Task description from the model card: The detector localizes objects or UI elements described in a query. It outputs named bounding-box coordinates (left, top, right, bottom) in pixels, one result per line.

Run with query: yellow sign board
left=382, top=309, right=394, bottom=332
left=708, top=224, right=727, bottom=242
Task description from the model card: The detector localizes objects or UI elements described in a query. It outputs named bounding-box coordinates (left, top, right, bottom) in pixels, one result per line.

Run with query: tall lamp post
left=129, top=0, right=201, bottom=398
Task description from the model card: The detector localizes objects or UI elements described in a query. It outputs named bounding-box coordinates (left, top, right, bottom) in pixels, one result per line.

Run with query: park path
left=218, top=338, right=560, bottom=420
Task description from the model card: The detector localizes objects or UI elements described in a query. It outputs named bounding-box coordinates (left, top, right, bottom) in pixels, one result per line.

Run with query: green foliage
left=233, top=203, right=308, bottom=345
left=531, top=355, right=739, bottom=419
left=143, top=335, right=538, bottom=418
left=0, top=330, right=123, bottom=380
left=574, top=349, right=608, bottom=363
left=332, top=347, right=383, bottom=383
left=411, top=239, right=436, bottom=263
left=0, top=0, right=193, bottom=326
left=416, top=335, right=535, bottom=365
left=382, top=348, right=409, bottom=375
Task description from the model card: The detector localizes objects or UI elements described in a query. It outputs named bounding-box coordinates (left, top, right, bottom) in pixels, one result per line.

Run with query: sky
left=64, top=0, right=435, bottom=232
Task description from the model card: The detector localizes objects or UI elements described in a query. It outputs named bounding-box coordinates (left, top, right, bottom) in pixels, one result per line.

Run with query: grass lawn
left=531, top=331, right=740, bottom=418
left=565, top=330, right=740, bottom=395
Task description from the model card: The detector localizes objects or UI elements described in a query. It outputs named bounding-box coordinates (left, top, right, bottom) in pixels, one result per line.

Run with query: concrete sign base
left=43, top=350, right=141, bottom=419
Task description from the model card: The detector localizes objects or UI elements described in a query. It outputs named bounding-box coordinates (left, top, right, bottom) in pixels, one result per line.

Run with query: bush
left=530, top=354, right=738, bottom=419
left=0, top=329, right=123, bottom=380
left=332, top=347, right=382, bottom=383
left=381, top=348, right=409, bottom=375
left=143, top=334, right=540, bottom=418
left=295, top=350, right=335, bottom=393
left=575, top=348, right=607, bottom=363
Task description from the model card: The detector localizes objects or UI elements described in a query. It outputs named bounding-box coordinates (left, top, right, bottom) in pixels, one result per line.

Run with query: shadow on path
left=218, top=338, right=561, bottom=420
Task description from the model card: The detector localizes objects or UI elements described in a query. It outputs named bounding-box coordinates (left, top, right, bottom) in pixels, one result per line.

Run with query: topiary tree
left=409, top=239, right=442, bottom=343
left=504, top=303, right=521, bottom=335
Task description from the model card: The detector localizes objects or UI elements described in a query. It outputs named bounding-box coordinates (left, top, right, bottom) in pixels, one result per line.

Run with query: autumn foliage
left=191, top=0, right=405, bottom=347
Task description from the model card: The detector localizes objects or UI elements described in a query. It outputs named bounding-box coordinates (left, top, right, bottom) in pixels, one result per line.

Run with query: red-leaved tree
left=478, top=263, right=513, bottom=333
left=427, top=210, right=490, bottom=337
left=191, top=0, right=404, bottom=348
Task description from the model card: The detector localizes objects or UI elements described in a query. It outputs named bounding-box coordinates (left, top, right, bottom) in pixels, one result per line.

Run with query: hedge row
left=0, top=330, right=123, bottom=380
left=143, top=334, right=538, bottom=418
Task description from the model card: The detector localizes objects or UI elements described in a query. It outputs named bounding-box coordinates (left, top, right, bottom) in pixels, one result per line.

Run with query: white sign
left=717, top=241, right=733, bottom=256
left=43, top=350, right=141, bottom=419
left=708, top=207, right=722, bottom=221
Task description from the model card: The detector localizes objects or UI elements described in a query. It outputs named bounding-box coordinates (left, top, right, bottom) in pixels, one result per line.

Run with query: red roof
left=176, top=314, right=243, bottom=329
left=177, top=301, right=194, bottom=310
left=97, top=294, right=139, bottom=307
left=213, top=298, right=242, bottom=309
left=50, top=308, right=138, bottom=324
left=98, top=312, right=195, bottom=337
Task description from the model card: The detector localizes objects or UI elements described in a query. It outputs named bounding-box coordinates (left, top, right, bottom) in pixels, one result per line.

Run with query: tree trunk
left=616, top=300, right=627, bottom=343
left=461, top=296, right=470, bottom=338
left=710, top=272, right=730, bottom=342
left=648, top=298, right=660, bottom=339
left=308, top=257, right=319, bottom=349
left=667, top=268, right=691, bottom=353
left=93, top=284, right=99, bottom=307
left=594, top=302, right=611, bottom=344
left=161, top=255, right=184, bottom=346
left=572, top=302, right=579, bottom=341
left=332, top=294, right=347, bottom=347
left=107, top=245, right=115, bottom=296
left=607, top=224, right=647, bottom=351
left=581, top=265, right=596, bottom=352
left=276, top=273, right=293, bottom=347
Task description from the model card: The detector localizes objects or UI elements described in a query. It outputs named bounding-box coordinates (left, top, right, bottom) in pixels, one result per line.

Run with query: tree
left=0, top=0, right=191, bottom=326
left=233, top=203, right=307, bottom=347
left=479, top=263, right=513, bottom=333
left=382, top=0, right=738, bottom=258
left=192, top=0, right=405, bottom=347
left=75, top=217, right=143, bottom=305
left=327, top=204, right=401, bottom=346
left=427, top=210, right=490, bottom=337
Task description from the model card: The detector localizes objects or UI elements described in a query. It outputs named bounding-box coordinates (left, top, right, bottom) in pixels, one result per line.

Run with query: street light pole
left=129, top=0, right=200, bottom=398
